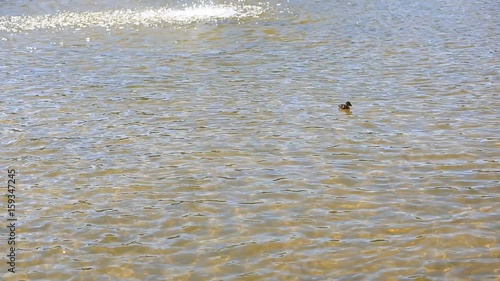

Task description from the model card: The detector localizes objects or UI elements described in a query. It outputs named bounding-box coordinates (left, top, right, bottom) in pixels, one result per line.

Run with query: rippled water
left=1, top=0, right=499, bottom=280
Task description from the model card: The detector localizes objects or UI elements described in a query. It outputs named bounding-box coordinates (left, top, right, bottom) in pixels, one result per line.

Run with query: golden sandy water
left=1, top=0, right=498, bottom=280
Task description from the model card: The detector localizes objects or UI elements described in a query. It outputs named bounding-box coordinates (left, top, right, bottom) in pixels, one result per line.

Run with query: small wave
left=0, top=4, right=265, bottom=32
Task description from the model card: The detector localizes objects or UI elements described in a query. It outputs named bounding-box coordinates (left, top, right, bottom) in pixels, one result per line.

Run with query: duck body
left=338, top=101, right=352, bottom=110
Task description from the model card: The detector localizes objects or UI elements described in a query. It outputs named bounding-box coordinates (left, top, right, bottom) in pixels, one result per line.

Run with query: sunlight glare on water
left=0, top=3, right=265, bottom=32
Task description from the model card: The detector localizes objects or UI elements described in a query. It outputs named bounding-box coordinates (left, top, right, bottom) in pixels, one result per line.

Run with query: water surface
left=1, top=0, right=499, bottom=280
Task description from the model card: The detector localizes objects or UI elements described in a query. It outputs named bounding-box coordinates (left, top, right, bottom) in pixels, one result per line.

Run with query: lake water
left=1, top=0, right=499, bottom=280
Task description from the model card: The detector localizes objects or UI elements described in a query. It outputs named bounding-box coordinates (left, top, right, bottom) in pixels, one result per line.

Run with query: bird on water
left=338, top=101, right=352, bottom=110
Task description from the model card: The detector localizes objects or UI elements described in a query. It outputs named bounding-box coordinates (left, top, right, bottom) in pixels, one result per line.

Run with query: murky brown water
left=1, top=0, right=499, bottom=280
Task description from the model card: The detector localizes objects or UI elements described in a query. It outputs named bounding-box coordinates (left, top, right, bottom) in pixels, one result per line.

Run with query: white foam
left=0, top=4, right=265, bottom=32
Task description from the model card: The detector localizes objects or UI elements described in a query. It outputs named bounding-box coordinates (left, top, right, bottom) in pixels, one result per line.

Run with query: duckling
left=338, top=101, right=352, bottom=110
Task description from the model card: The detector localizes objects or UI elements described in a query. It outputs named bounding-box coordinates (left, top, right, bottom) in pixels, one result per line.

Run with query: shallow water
left=1, top=0, right=499, bottom=280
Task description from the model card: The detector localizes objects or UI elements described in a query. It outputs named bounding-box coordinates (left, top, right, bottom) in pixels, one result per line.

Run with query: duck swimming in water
left=338, top=101, right=352, bottom=110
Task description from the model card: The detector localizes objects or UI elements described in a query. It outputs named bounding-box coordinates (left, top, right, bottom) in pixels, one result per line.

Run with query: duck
left=338, top=101, right=352, bottom=110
